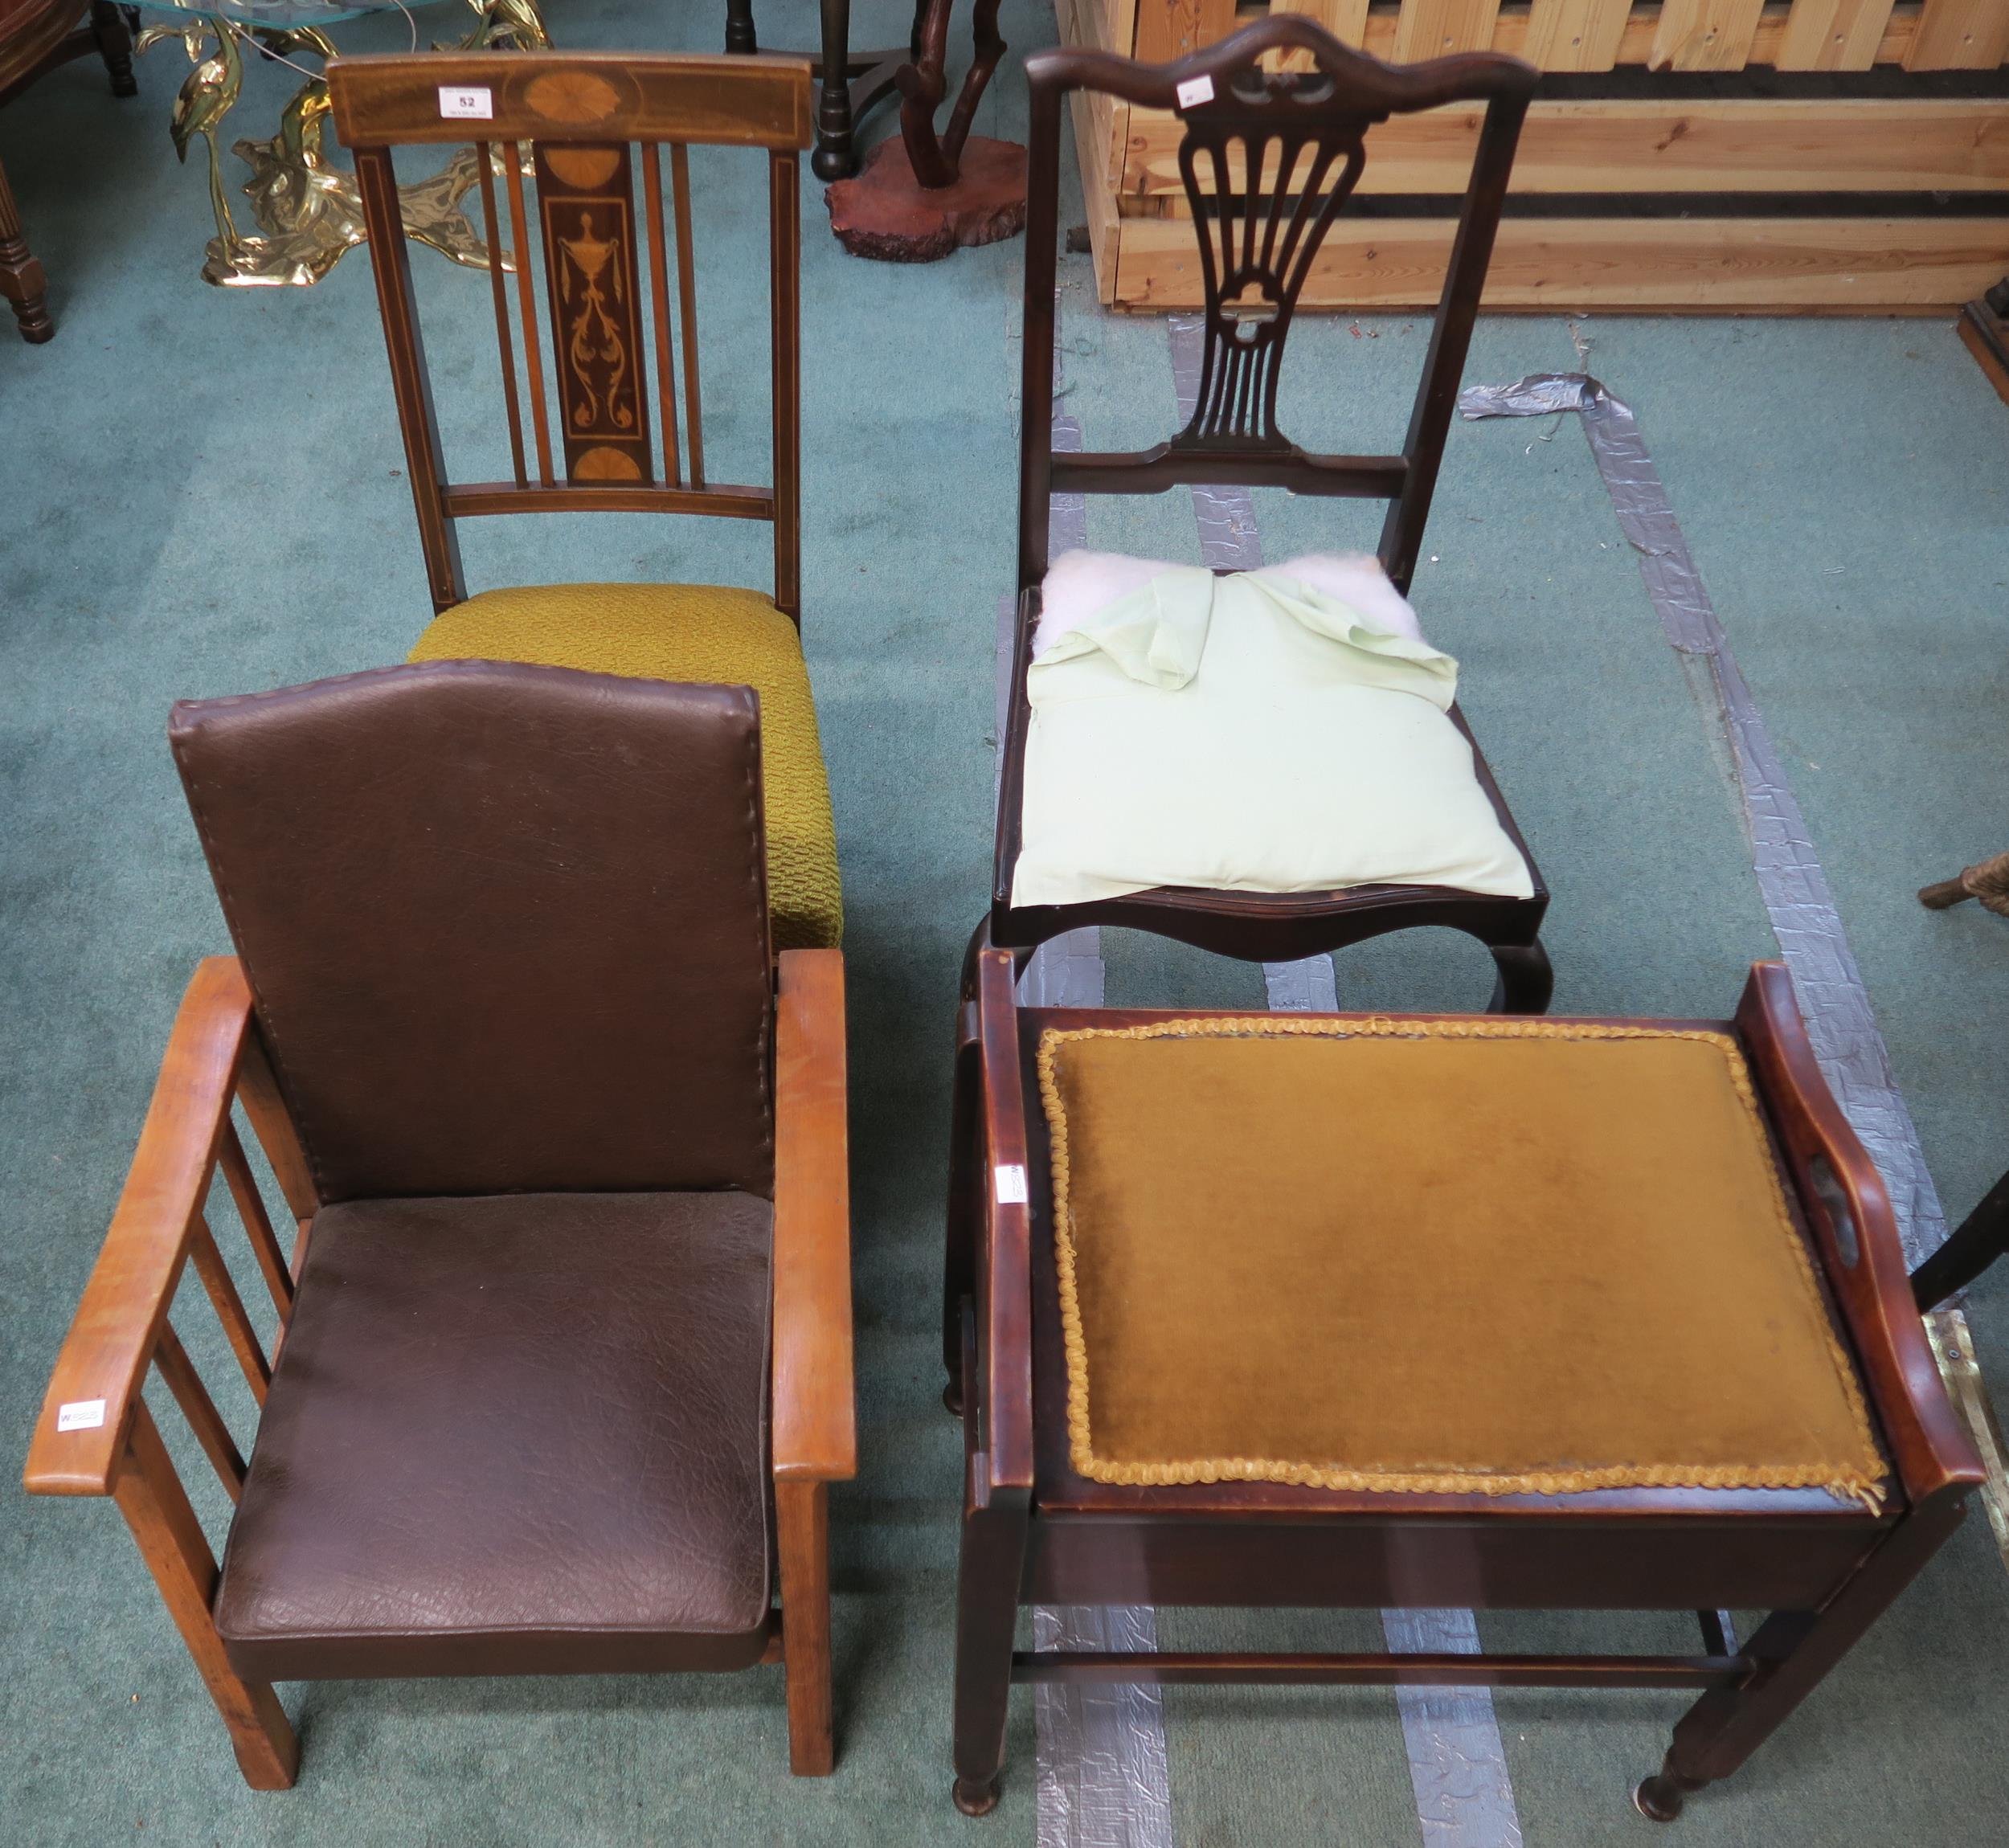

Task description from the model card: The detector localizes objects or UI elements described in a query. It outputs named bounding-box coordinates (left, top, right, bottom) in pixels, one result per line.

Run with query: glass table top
left=125, top=0, right=448, bottom=31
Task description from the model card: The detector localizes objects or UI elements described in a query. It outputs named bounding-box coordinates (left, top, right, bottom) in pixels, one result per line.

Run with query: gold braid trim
left=1037, top=1015, right=1888, bottom=1513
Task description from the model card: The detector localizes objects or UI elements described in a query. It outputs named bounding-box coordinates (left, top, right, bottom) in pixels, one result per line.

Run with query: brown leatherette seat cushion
left=169, top=660, right=775, bottom=1203
left=215, top=1192, right=774, bottom=1680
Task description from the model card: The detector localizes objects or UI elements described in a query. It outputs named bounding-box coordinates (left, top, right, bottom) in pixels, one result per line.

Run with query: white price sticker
left=1175, top=76, right=1214, bottom=109
left=993, top=1163, right=1029, bottom=1206
left=438, top=85, right=494, bottom=121
left=57, top=1400, right=106, bottom=1432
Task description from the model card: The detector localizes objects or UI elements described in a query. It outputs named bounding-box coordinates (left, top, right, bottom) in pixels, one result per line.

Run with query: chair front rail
left=440, top=482, right=774, bottom=519
left=1050, top=448, right=1409, bottom=498
left=1009, top=1649, right=1756, bottom=1690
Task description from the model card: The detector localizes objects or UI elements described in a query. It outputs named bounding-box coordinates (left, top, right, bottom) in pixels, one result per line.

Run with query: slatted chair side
left=328, top=54, right=812, bottom=619
left=1018, top=17, right=1533, bottom=595
left=23, top=963, right=321, bottom=1785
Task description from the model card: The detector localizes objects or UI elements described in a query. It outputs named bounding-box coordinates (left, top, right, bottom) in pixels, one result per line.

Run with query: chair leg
left=1911, top=1164, right=2009, bottom=1310
left=112, top=1404, right=298, bottom=1791
left=90, top=0, right=139, bottom=96
left=724, top=0, right=758, bottom=55
left=951, top=1488, right=1029, bottom=1816
left=1634, top=1489, right=1967, bottom=1821
left=776, top=1478, right=836, bottom=1775
left=1487, top=940, right=1553, bottom=1016
left=0, top=157, right=53, bottom=345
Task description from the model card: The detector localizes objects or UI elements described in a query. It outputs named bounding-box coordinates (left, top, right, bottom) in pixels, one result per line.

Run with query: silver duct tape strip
left=1021, top=301, right=1167, bottom=1848
left=1264, top=955, right=1339, bottom=1012
left=1459, top=374, right=1946, bottom=1265
left=1035, top=1606, right=1179, bottom=1848
left=1172, top=315, right=1520, bottom=1848
left=1381, top=1611, right=1527, bottom=1848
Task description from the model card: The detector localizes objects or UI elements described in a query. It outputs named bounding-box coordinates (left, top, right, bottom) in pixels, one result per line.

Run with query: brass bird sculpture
left=167, top=15, right=243, bottom=254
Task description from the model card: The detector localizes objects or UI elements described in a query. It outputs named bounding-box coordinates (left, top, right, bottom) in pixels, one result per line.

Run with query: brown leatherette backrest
left=170, top=660, right=774, bottom=1202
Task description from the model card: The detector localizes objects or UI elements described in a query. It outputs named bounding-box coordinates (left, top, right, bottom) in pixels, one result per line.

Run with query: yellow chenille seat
left=409, top=583, right=842, bottom=952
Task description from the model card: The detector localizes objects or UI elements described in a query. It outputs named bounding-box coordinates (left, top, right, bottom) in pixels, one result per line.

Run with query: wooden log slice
left=826, top=134, right=1027, bottom=263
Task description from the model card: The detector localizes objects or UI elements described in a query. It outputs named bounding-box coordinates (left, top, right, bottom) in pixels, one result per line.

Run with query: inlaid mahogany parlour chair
left=946, top=950, right=1982, bottom=1818
left=24, top=660, right=856, bottom=1785
left=987, top=19, right=1551, bottom=1009
left=325, top=51, right=842, bottom=955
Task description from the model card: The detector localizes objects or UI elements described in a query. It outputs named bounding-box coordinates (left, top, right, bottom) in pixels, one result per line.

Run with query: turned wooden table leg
left=812, top=0, right=856, bottom=181
left=0, top=155, right=53, bottom=344
left=90, top=0, right=139, bottom=97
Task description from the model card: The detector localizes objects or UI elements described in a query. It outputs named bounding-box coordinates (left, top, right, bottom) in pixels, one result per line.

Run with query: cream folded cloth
left=1012, top=553, right=1533, bottom=909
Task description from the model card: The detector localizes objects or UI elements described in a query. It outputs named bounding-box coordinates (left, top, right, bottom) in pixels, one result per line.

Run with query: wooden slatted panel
left=1907, top=0, right=2009, bottom=68
left=1278, top=4, right=1921, bottom=67
left=1394, top=0, right=1504, bottom=59
left=502, top=144, right=555, bottom=488
left=1119, top=98, right=2009, bottom=201
left=153, top=1322, right=246, bottom=1502
left=217, top=1123, right=292, bottom=1320
left=1136, top=0, right=1235, bottom=62
left=1776, top=0, right=1898, bottom=68
left=669, top=143, right=706, bottom=489
left=1651, top=0, right=1768, bottom=69
left=1524, top=0, right=1635, bottom=70
left=642, top=145, right=684, bottom=487
left=473, top=143, right=528, bottom=489
left=188, top=1215, right=269, bottom=1405
left=1115, top=211, right=2009, bottom=310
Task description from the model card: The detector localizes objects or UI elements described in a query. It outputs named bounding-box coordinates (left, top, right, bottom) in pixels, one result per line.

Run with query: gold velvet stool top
left=1039, top=1015, right=1887, bottom=1508
left=409, top=583, right=843, bottom=953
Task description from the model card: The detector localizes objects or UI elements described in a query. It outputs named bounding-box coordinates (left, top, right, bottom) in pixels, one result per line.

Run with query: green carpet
left=5, top=3, right=2009, bottom=1843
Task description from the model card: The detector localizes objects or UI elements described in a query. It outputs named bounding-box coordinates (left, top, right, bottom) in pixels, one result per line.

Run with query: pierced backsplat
left=1173, top=69, right=1382, bottom=452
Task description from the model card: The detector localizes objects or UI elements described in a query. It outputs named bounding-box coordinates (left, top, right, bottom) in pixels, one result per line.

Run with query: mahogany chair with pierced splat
left=326, top=52, right=842, bottom=955
left=987, top=17, right=1548, bottom=998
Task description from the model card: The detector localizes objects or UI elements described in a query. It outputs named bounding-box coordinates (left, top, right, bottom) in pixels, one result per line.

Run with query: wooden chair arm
left=1735, top=960, right=1985, bottom=1504
left=974, top=948, right=1035, bottom=1493
left=24, top=959, right=258, bottom=1498
left=771, top=950, right=856, bottom=1484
